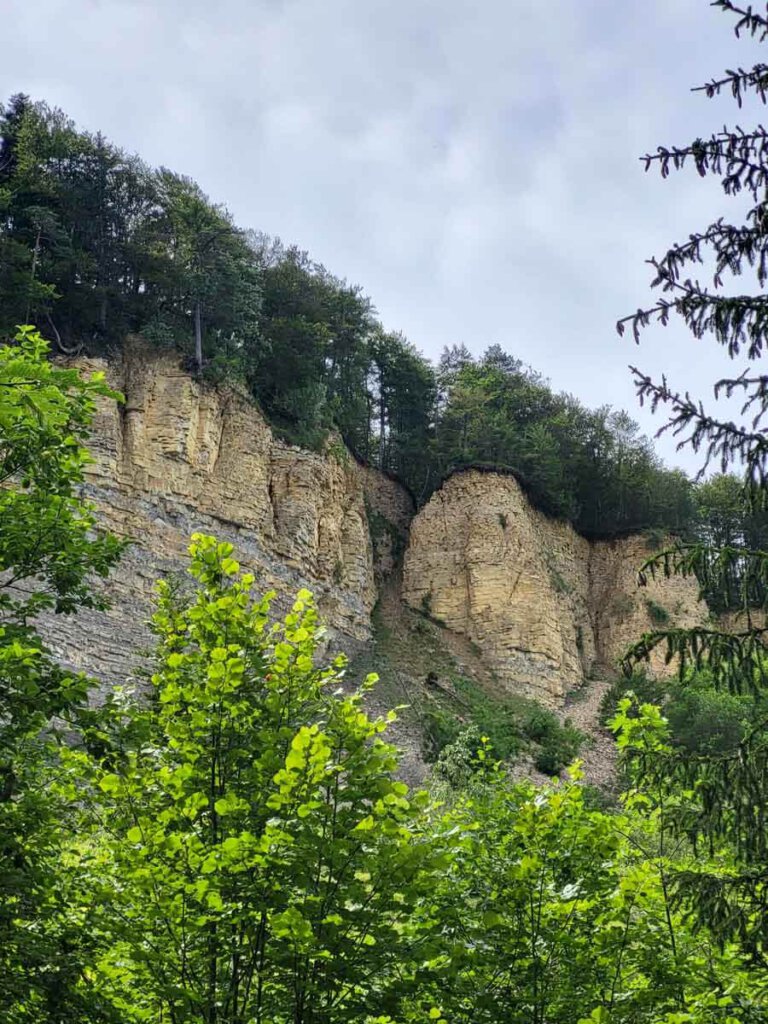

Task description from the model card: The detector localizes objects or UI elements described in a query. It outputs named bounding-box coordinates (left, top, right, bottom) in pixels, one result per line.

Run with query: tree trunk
left=195, top=298, right=203, bottom=375
left=26, top=226, right=41, bottom=323
left=379, top=393, right=386, bottom=470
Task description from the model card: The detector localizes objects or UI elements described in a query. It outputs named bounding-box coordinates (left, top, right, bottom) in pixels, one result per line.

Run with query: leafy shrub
left=580, top=783, right=618, bottom=811
left=599, top=671, right=665, bottom=724
left=602, top=667, right=748, bottom=759
left=453, top=679, right=526, bottom=762
left=433, top=725, right=493, bottom=788
left=533, top=723, right=584, bottom=776
left=666, top=686, right=749, bottom=756
left=421, top=703, right=462, bottom=762
left=645, top=598, right=671, bottom=626
left=326, top=435, right=351, bottom=466
left=523, top=708, right=584, bottom=776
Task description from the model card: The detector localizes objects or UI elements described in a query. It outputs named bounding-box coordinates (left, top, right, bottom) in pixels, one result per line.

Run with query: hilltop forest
left=0, top=92, right=725, bottom=539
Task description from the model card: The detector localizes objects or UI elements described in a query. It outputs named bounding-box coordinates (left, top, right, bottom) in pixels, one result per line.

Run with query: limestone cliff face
left=402, top=470, right=707, bottom=705
left=38, top=350, right=707, bottom=710
left=38, top=344, right=412, bottom=686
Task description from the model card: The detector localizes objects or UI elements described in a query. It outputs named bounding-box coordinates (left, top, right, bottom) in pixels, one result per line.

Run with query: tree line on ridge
left=0, top=93, right=709, bottom=539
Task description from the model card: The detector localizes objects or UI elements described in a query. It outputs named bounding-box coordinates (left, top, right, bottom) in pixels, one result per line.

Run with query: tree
left=618, top=0, right=768, bottom=960
left=0, top=325, right=124, bottom=1021
left=411, top=758, right=762, bottom=1024
left=146, top=171, right=261, bottom=376
left=90, top=534, right=448, bottom=1024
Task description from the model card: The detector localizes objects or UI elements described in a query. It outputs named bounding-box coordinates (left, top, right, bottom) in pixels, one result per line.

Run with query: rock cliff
left=37, top=343, right=412, bottom=686
left=39, top=350, right=707, bottom=713
left=402, top=470, right=707, bottom=705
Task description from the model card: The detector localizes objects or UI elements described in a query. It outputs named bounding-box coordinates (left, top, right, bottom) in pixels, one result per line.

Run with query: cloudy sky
left=3, top=0, right=765, bottom=471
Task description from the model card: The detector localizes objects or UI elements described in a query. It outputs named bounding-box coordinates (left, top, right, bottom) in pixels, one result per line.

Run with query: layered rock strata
left=38, top=349, right=707, bottom=710
left=402, top=470, right=707, bottom=704
left=37, top=344, right=412, bottom=687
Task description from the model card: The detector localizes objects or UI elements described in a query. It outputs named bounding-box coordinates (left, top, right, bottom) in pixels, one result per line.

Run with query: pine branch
left=711, top=0, right=768, bottom=41
left=715, top=370, right=768, bottom=427
left=623, top=623, right=768, bottom=695
left=693, top=63, right=768, bottom=105
left=641, top=127, right=768, bottom=198
left=639, top=540, right=768, bottom=611
left=652, top=204, right=768, bottom=289
left=618, top=272, right=768, bottom=359
left=630, top=368, right=768, bottom=481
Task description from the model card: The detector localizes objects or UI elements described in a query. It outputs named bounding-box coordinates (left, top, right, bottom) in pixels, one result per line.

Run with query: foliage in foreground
left=87, top=534, right=447, bottom=1024
left=0, top=325, right=124, bottom=1021
left=618, top=0, right=768, bottom=960
left=16, top=537, right=755, bottom=1024
left=0, top=329, right=763, bottom=1021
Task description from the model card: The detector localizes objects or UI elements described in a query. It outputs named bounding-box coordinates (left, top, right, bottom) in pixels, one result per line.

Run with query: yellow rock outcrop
left=37, top=350, right=708, bottom=710
left=37, top=343, right=412, bottom=686
left=402, top=470, right=707, bottom=704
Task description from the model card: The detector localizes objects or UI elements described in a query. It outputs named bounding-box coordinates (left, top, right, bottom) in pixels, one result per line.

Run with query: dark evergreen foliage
left=1, top=93, right=704, bottom=540
left=619, top=0, right=768, bottom=960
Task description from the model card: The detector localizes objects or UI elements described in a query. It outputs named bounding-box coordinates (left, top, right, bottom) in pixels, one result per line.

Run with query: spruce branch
left=693, top=63, right=768, bottom=105
left=641, top=127, right=768, bottom=198
left=711, top=0, right=768, bottom=41
left=630, top=368, right=768, bottom=481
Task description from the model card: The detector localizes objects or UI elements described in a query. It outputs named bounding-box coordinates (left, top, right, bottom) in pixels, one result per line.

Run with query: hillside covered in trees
left=0, top=93, right=701, bottom=539
left=8, top=0, right=768, bottom=1018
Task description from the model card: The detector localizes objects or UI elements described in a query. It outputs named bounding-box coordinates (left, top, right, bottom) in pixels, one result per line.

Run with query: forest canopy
left=0, top=93, right=713, bottom=538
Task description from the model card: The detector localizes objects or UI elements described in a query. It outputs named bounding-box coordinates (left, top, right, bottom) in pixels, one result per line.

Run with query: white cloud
left=2, top=0, right=765, bottom=471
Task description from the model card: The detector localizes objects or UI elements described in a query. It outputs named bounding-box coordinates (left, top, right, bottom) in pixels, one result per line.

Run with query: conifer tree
left=618, top=0, right=768, bottom=956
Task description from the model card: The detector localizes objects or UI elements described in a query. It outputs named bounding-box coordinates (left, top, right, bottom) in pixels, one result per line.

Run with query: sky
left=3, top=0, right=765, bottom=473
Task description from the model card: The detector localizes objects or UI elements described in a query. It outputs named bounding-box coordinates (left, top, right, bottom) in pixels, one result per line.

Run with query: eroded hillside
left=41, top=349, right=707, bottom=734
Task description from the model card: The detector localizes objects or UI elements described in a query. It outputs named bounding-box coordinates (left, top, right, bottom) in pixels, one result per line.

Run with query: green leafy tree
left=143, top=171, right=261, bottom=376
left=414, top=760, right=760, bottom=1024
left=0, top=325, right=124, bottom=1021
left=90, top=534, right=448, bottom=1024
left=694, top=473, right=768, bottom=609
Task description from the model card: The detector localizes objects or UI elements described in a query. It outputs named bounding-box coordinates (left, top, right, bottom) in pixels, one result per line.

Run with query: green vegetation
left=7, top=5, right=768, bottom=1019
left=617, top=0, right=768, bottom=964
left=644, top=597, right=671, bottom=626
left=601, top=668, right=751, bottom=761
left=365, top=505, right=406, bottom=567
left=0, top=327, right=124, bottom=1019
left=0, top=326, right=766, bottom=1021
left=547, top=561, right=572, bottom=596
left=0, top=94, right=704, bottom=541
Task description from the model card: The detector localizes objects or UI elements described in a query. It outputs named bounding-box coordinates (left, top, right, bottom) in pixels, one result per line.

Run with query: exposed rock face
left=402, top=470, right=707, bottom=705
left=37, top=350, right=706, bottom=711
left=37, top=344, right=412, bottom=687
